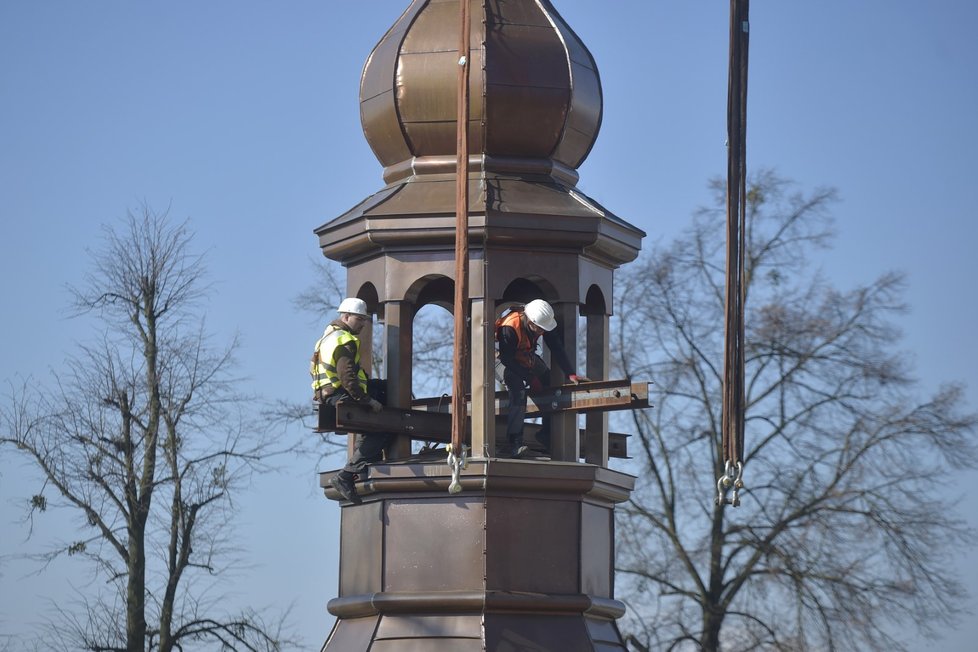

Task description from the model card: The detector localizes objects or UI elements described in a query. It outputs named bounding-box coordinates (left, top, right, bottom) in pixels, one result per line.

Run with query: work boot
left=330, top=471, right=362, bottom=505
left=508, top=435, right=528, bottom=459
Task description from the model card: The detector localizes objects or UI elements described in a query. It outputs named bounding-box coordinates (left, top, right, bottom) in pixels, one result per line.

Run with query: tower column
left=584, top=312, right=611, bottom=466
left=383, top=300, right=414, bottom=458
left=469, top=296, right=497, bottom=458
left=550, top=301, right=580, bottom=462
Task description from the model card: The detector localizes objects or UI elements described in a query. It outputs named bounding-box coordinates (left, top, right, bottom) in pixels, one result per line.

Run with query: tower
left=316, top=1, right=645, bottom=649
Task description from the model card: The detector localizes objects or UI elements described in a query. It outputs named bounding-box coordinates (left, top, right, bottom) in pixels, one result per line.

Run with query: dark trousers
left=342, top=431, right=395, bottom=476
left=324, top=380, right=393, bottom=477
left=500, top=357, right=552, bottom=451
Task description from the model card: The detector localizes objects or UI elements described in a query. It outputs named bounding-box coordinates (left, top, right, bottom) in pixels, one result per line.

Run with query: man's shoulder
left=334, top=330, right=360, bottom=352
left=496, top=322, right=519, bottom=337
left=320, top=322, right=358, bottom=348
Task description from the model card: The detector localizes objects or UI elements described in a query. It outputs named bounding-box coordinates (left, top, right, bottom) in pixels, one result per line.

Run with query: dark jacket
left=496, top=312, right=575, bottom=384
left=327, top=319, right=371, bottom=402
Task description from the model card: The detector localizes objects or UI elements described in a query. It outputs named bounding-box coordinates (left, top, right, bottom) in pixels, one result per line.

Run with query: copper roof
left=361, top=0, right=603, bottom=176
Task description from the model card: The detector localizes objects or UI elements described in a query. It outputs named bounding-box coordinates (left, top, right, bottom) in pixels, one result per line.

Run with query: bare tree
left=1, top=206, right=295, bottom=651
left=291, top=257, right=347, bottom=325
left=612, top=170, right=978, bottom=651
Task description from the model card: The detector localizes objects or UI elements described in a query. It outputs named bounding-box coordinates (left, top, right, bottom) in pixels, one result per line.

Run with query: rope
left=448, top=0, right=472, bottom=493
left=719, top=0, right=750, bottom=507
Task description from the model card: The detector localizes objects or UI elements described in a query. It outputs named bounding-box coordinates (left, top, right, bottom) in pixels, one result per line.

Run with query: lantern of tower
left=315, top=0, right=644, bottom=460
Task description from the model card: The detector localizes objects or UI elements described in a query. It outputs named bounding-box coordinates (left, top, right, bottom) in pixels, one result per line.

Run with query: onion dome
left=316, top=0, right=644, bottom=272
left=359, top=0, right=602, bottom=183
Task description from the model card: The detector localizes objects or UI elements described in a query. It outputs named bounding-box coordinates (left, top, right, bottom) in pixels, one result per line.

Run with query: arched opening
left=356, top=282, right=380, bottom=316
left=412, top=303, right=453, bottom=400
left=583, top=284, right=607, bottom=316
left=500, top=277, right=557, bottom=311
left=412, top=276, right=454, bottom=312
left=350, top=281, right=381, bottom=377
left=405, top=274, right=455, bottom=402
left=409, top=275, right=455, bottom=455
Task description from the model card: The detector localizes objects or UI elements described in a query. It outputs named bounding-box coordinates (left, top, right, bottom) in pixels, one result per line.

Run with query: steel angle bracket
left=411, top=379, right=651, bottom=417
left=523, top=379, right=650, bottom=415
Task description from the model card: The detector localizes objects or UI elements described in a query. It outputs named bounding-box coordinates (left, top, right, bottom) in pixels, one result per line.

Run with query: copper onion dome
left=316, top=0, right=644, bottom=270
left=360, top=0, right=602, bottom=184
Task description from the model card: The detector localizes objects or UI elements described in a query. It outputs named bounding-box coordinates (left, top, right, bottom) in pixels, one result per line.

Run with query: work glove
left=568, top=374, right=590, bottom=384
left=367, top=398, right=383, bottom=413
left=528, top=377, right=544, bottom=393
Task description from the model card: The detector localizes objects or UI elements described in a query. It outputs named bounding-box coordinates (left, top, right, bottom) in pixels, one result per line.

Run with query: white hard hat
left=337, top=297, right=368, bottom=317
left=524, top=299, right=557, bottom=331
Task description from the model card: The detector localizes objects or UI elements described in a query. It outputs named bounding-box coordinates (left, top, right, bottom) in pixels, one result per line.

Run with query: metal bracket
left=411, top=379, right=651, bottom=416
left=716, top=460, right=745, bottom=507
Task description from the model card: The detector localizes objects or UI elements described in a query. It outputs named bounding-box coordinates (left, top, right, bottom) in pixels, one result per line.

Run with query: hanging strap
left=448, top=0, right=472, bottom=491
left=719, top=0, right=750, bottom=507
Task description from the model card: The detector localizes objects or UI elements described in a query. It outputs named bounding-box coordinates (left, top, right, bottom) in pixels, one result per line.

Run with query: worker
left=495, top=299, right=588, bottom=458
left=312, top=297, right=388, bottom=505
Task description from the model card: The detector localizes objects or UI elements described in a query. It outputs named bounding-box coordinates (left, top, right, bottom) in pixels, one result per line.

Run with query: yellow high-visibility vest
left=310, top=325, right=368, bottom=394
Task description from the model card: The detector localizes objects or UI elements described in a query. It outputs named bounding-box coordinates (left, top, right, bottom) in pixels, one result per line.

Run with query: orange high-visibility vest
left=495, top=309, right=539, bottom=369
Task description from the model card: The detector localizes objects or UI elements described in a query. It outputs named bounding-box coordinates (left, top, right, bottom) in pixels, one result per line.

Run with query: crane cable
left=718, top=0, right=749, bottom=507
left=448, top=0, right=472, bottom=495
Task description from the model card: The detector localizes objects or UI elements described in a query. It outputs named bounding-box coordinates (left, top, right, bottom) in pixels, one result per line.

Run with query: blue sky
left=1, top=1, right=976, bottom=649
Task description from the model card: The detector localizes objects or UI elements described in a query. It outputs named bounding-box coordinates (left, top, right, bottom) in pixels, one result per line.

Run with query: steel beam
left=328, top=403, right=451, bottom=437
left=318, top=380, right=647, bottom=459
left=410, top=379, right=650, bottom=416
left=326, top=402, right=630, bottom=458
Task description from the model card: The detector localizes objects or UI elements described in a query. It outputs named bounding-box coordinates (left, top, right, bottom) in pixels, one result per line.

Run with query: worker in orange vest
left=495, top=299, right=588, bottom=458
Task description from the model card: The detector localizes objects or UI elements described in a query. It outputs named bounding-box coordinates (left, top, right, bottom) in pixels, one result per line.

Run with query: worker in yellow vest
left=312, top=297, right=387, bottom=504
left=495, top=299, right=588, bottom=458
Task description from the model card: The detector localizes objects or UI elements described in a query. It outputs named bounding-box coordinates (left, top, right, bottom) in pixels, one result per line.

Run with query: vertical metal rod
left=723, top=0, right=749, bottom=472
left=452, top=0, right=471, bottom=454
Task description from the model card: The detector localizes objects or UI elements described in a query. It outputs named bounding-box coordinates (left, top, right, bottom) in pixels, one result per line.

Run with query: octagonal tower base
left=320, top=458, right=634, bottom=651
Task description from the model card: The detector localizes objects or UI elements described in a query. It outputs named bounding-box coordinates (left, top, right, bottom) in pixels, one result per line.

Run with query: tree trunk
left=702, top=498, right=726, bottom=652
left=701, top=611, right=722, bottom=652
left=126, top=522, right=147, bottom=651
